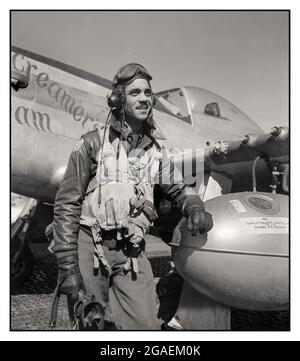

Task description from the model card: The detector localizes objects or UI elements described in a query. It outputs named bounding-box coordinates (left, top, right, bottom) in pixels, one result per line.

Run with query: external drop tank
left=172, top=192, right=289, bottom=311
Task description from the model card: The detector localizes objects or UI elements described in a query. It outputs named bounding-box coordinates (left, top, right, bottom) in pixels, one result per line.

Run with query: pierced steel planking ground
left=11, top=235, right=289, bottom=331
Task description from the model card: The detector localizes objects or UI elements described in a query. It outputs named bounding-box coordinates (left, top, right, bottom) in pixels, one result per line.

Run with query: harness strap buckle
left=123, top=256, right=139, bottom=275
left=91, top=226, right=112, bottom=275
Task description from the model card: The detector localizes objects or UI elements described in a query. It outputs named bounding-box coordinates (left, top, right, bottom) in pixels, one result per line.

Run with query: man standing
left=52, top=63, right=213, bottom=330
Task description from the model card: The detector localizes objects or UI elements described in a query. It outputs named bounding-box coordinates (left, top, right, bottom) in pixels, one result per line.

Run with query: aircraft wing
left=172, top=126, right=289, bottom=194
left=206, top=126, right=289, bottom=163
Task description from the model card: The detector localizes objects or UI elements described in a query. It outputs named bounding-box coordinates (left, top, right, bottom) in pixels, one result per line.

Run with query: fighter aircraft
left=11, top=46, right=289, bottom=328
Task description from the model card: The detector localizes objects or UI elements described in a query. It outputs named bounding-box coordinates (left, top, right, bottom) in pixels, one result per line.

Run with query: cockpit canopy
left=155, top=86, right=262, bottom=134
left=155, top=88, right=191, bottom=123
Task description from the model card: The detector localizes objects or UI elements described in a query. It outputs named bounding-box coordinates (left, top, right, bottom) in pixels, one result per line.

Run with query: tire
left=11, top=237, right=34, bottom=289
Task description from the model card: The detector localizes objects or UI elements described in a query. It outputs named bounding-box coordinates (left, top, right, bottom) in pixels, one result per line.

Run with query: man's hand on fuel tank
left=186, top=207, right=213, bottom=236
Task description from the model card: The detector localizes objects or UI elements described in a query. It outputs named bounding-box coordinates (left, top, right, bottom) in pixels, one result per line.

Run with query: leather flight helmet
left=107, top=63, right=156, bottom=109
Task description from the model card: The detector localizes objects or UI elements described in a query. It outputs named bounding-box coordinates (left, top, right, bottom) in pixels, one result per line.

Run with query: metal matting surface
left=11, top=237, right=289, bottom=331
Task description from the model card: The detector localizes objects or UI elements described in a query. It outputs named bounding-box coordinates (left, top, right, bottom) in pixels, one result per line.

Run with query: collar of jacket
left=109, top=114, right=154, bottom=151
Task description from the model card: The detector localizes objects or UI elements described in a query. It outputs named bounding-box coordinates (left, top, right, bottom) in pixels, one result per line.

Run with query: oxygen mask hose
left=49, top=274, right=68, bottom=330
left=49, top=283, right=61, bottom=330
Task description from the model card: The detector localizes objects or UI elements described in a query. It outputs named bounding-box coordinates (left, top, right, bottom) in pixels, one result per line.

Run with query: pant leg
left=174, top=282, right=231, bottom=330
left=109, top=250, right=160, bottom=330
left=77, top=228, right=110, bottom=310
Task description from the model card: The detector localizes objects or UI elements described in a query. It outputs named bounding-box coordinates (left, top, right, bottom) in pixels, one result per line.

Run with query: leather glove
left=57, top=255, right=84, bottom=301
left=186, top=207, right=213, bottom=236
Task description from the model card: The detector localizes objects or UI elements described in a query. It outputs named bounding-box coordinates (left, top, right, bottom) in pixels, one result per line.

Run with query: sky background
left=11, top=11, right=288, bottom=132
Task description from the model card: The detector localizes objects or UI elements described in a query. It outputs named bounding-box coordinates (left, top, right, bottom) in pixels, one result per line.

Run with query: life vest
left=80, top=125, right=162, bottom=234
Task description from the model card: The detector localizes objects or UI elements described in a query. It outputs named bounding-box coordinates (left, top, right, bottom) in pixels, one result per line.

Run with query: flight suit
left=52, top=114, right=205, bottom=330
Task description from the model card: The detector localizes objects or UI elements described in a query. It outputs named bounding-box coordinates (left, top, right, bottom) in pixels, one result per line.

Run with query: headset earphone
left=107, top=85, right=125, bottom=109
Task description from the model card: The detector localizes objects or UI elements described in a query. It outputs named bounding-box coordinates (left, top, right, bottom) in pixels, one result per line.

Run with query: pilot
left=51, top=63, right=213, bottom=330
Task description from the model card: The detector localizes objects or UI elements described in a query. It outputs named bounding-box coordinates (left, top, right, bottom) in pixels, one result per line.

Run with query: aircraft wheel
left=11, top=237, right=34, bottom=289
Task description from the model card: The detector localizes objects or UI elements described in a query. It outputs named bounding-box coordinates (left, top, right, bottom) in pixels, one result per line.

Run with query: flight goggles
left=112, top=63, right=152, bottom=86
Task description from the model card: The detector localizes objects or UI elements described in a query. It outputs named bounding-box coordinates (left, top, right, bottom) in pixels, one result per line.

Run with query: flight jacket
left=52, top=121, right=205, bottom=261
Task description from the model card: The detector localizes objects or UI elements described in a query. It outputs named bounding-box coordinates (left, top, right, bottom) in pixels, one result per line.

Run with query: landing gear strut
left=11, top=198, right=38, bottom=290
